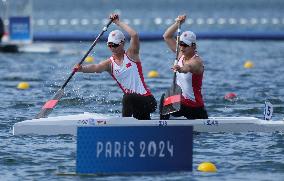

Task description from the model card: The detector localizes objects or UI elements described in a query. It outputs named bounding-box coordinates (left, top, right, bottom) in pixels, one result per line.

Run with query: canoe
left=13, top=112, right=284, bottom=135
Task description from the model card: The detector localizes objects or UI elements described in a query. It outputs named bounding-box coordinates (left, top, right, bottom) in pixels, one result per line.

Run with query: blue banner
left=76, top=126, right=193, bottom=174
left=9, top=16, right=32, bottom=43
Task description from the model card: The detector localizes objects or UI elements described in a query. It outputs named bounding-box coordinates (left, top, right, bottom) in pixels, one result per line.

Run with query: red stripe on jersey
left=135, top=61, right=152, bottom=96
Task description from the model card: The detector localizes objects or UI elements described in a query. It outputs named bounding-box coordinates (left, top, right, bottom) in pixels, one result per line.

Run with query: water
left=1, top=0, right=284, bottom=180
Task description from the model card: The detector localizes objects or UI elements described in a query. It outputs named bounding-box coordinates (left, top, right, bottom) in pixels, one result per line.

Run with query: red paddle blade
left=161, top=84, right=182, bottom=115
left=35, top=89, right=64, bottom=119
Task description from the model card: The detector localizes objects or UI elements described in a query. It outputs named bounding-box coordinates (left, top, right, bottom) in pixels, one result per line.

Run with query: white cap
left=180, top=31, right=196, bottom=45
left=107, top=30, right=125, bottom=44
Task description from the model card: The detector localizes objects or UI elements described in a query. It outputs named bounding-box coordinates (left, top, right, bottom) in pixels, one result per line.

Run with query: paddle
left=160, top=22, right=182, bottom=116
left=35, top=19, right=113, bottom=119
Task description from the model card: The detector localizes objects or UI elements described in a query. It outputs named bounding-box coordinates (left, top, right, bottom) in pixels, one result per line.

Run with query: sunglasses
left=179, top=41, right=190, bottom=47
left=107, top=42, right=120, bottom=48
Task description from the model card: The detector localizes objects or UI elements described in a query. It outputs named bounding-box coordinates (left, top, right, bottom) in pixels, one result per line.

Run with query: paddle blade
left=35, top=89, right=65, bottom=119
left=161, top=84, right=182, bottom=115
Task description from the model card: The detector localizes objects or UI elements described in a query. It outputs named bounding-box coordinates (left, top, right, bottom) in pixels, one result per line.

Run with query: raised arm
left=163, top=15, right=186, bottom=53
left=110, top=13, right=140, bottom=60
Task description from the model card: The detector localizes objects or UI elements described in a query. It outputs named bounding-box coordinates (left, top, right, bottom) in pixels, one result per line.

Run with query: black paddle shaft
left=160, top=22, right=183, bottom=116
left=61, top=19, right=113, bottom=89
left=172, top=22, right=181, bottom=90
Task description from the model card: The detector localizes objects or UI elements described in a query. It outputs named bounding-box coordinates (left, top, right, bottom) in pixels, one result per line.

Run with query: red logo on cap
left=184, top=33, right=187, bottom=37
left=112, top=33, right=116, bottom=36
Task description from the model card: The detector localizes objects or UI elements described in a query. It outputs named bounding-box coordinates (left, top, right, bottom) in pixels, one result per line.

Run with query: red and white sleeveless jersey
left=110, top=54, right=151, bottom=96
left=176, top=55, right=205, bottom=107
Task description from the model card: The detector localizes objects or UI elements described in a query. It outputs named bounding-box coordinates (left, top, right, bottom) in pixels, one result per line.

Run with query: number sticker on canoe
left=204, top=120, right=219, bottom=126
left=159, top=121, right=168, bottom=126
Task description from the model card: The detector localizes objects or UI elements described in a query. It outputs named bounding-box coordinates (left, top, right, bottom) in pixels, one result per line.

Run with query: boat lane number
left=204, top=119, right=219, bottom=126
left=159, top=121, right=167, bottom=126
left=78, top=119, right=219, bottom=127
left=159, top=120, right=219, bottom=126
left=96, top=140, right=174, bottom=158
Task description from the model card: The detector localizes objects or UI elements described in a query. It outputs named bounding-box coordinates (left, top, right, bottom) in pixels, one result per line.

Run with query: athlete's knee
left=122, top=106, right=133, bottom=117
left=122, top=94, right=131, bottom=104
left=122, top=95, right=135, bottom=117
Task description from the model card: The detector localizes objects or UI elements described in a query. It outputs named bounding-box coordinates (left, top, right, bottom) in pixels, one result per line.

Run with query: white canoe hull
left=13, top=112, right=284, bottom=135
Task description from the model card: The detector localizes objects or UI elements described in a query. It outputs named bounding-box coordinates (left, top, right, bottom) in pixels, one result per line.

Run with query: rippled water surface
left=1, top=0, right=284, bottom=180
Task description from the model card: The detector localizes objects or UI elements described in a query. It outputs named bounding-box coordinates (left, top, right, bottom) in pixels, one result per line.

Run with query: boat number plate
left=204, top=120, right=219, bottom=126
left=159, top=121, right=168, bottom=126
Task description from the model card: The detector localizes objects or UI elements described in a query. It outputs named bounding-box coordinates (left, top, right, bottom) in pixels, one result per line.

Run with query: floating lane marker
left=31, top=17, right=283, bottom=26
left=147, top=70, right=159, bottom=78
left=186, top=18, right=194, bottom=25
left=85, top=56, right=94, bottom=63
left=102, top=18, right=109, bottom=25
left=272, top=18, right=279, bottom=25
left=165, top=18, right=173, bottom=25
left=81, top=18, right=89, bottom=26
left=92, top=19, right=99, bottom=25
left=47, top=19, right=57, bottom=26
left=224, top=92, right=237, bottom=100
left=217, top=18, right=226, bottom=25
left=17, top=82, right=30, bottom=90
left=70, top=19, right=79, bottom=25
left=122, top=18, right=131, bottom=25
left=196, top=18, right=205, bottom=25
left=228, top=18, right=237, bottom=25
left=244, top=60, right=254, bottom=69
left=206, top=18, right=215, bottom=25
left=250, top=18, right=258, bottom=25
left=240, top=18, right=248, bottom=25
left=261, top=18, right=268, bottom=24
left=197, top=162, right=217, bottom=172
left=59, top=19, right=68, bottom=26
left=154, top=17, right=163, bottom=25
left=36, top=19, right=45, bottom=26
left=133, top=18, right=141, bottom=25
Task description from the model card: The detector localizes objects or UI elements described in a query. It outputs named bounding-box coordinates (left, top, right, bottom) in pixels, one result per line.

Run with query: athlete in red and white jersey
left=176, top=54, right=205, bottom=107
left=75, top=13, right=156, bottom=120
left=162, top=14, right=208, bottom=119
